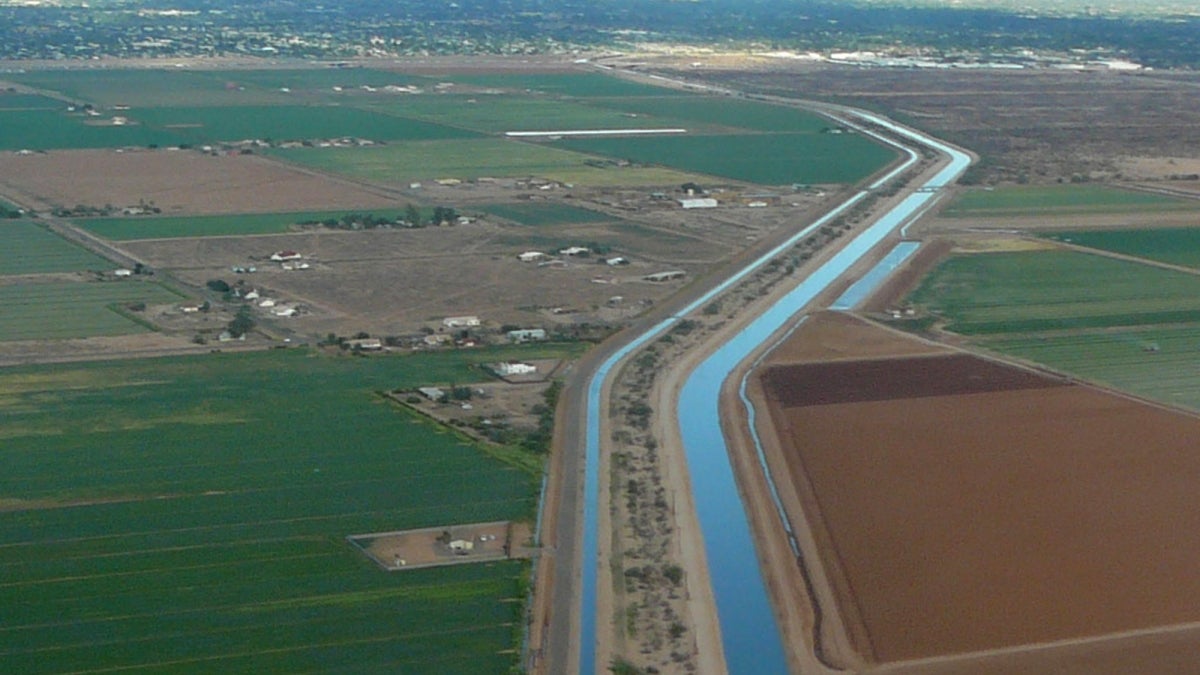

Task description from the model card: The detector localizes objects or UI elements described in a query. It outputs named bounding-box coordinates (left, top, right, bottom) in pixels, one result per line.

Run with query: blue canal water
left=578, top=107, right=970, bottom=674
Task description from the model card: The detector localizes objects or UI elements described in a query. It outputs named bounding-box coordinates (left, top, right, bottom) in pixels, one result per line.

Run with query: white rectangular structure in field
left=504, top=128, right=687, bottom=137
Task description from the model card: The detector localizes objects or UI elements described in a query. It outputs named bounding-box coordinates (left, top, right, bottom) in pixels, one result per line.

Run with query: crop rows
left=0, top=221, right=109, bottom=274
left=0, top=281, right=182, bottom=340
left=0, top=351, right=539, bottom=673
left=941, top=184, right=1196, bottom=218
left=1041, top=226, right=1200, bottom=270
left=907, top=249, right=1200, bottom=334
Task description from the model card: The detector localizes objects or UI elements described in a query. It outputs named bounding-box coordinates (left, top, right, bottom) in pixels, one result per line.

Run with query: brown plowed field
left=759, top=328, right=1200, bottom=667
left=0, top=149, right=402, bottom=214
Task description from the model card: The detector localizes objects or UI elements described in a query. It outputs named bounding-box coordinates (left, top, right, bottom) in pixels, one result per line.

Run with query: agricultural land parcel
left=77, top=208, right=429, bottom=241
left=0, top=347, right=563, bottom=674
left=481, top=202, right=613, bottom=227
left=270, top=138, right=708, bottom=188
left=940, top=184, right=1200, bottom=218
left=0, top=280, right=183, bottom=341
left=2, top=67, right=897, bottom=188
left=901, top=242, right=1200, bottom=408
left=1040, top=226, right=1200, bottom=269
left=761, top=347, right=1200, bottom=666
left=0, top=220, right=109, bottom=274
left=0, top=150, right=404, bottom=215
left=0, top=219, right=186, bottom=342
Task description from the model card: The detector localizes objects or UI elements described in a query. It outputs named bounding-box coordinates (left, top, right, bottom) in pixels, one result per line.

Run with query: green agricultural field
left=0, top=92, right=60, bottom=110
left=906, top=249, right=1200, bottom=335
left=0, top=109, right=186, bottom=151
left=984, top=326, right=1200, bottom=410
left=592, top=96, right=832, bottom=133
left=440, top=72, right=688, bottom=97
left=555, top=132, right=896, bottom=185
left=4, top=68, right=292, bottom=107
left=0, top=221, right=110, bottom=274
left=366, top=94, right=703, bottom=134
left=77, top=209, right=425, bottom=240
left=482, top=202, right=612, bottom=227
left=0, top=349, right=547, bottom=673
left=941, top=184, right=1198, bottom=218
left=128, top=105, right=477, bottom=144
left=0, top=280, right=184, bottom=340
left=273, top=138, right=705, bottom=187
left=1041, top=227, right=1200, bottom=270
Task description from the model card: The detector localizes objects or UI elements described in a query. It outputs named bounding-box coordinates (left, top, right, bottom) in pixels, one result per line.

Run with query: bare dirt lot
left=121, top=212, right=739, bottom=338
left=754, top=316, right=1200, bottom=670
left=350, top=521, right=534, bottom=571
left=0, top=148, right=404, bottom=214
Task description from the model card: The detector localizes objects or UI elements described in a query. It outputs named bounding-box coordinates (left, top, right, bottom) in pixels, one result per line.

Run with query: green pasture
left=0, top=91, right=60, bottom=110
left=0, top=221, right=109, bottom=274
left=555, top=132, right=896, bottom=185
left=366, top=94, right=703, bottom=134
left=128, top=105, right=478, bottom=144
left=440, top=72, right=687, bottom=97
left=984, top=326, right=1200, bottom=411
left=906, top=249, right=1200, bottom=335
left=272, top=138, right=705, bottom=187
left=0, top=280, right=184, bottom=340
left=0, top=349, right=547, bottom=672
left=482, top=202, right=612, bottom=227
left=593, top=96, right=832, bottom=133
left=77, top=209, right=422, bottom=241
left=0, top=109, right=185, bottom=151
left=1041, top=227, right=1200, bottom=270
left=4, top=68, right=291, bottom=107
left=941, top=184, right=1198, bottom=218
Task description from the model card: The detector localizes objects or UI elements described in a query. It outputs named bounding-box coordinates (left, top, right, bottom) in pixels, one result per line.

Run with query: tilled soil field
left=757, top=318, right=1200, bottom=669
left=0, top=148, right=403, bottom=214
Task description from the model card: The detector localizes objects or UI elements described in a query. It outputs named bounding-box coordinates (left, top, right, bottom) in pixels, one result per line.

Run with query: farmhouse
left=644, top=270, right=688, bottom=282
left=443, top=315, right=481, bottom=328
left=270, top=250, right=302, bottom=262
left=606, top=257, right=629, bottom=266
left=179, top=301, right=204, bottom=313
left=495, top=361, right=537, bottom=376
left=518, top=251, right=547, bottom=262
left=449, top=539, right=474, bottom=553
left=349, top=338, right=383, bottom=351
left=678, top=198, right=718, bottom=209
left=558, top=246, right=590, bottom=256
left=112, top=268, right=133, bottom=277
left=418, top=386, right=446, bottom=401
left=507, top=328, right=547, bottom=343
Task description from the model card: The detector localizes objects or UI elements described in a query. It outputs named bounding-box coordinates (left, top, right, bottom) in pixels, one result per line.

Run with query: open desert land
left=629, top=57, right=1200, bottom=188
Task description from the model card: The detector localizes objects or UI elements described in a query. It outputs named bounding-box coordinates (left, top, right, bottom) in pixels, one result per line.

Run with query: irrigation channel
left=577, top=110, right=971, bottom=674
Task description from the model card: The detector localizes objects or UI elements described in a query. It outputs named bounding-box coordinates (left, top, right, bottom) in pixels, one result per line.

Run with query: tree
left=206, top=279, right=230, bottom=293
left=404, top=203, right=421, bottom=227
left=432, top=206, right=457, bottom=225
left=227, top=305, right=255, bottom=338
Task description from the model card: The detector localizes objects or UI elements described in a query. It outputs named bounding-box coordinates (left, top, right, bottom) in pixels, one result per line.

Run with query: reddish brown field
left=0, top=149, right=402, bottom=214
left=761, top=349, right=1200, bottom=666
